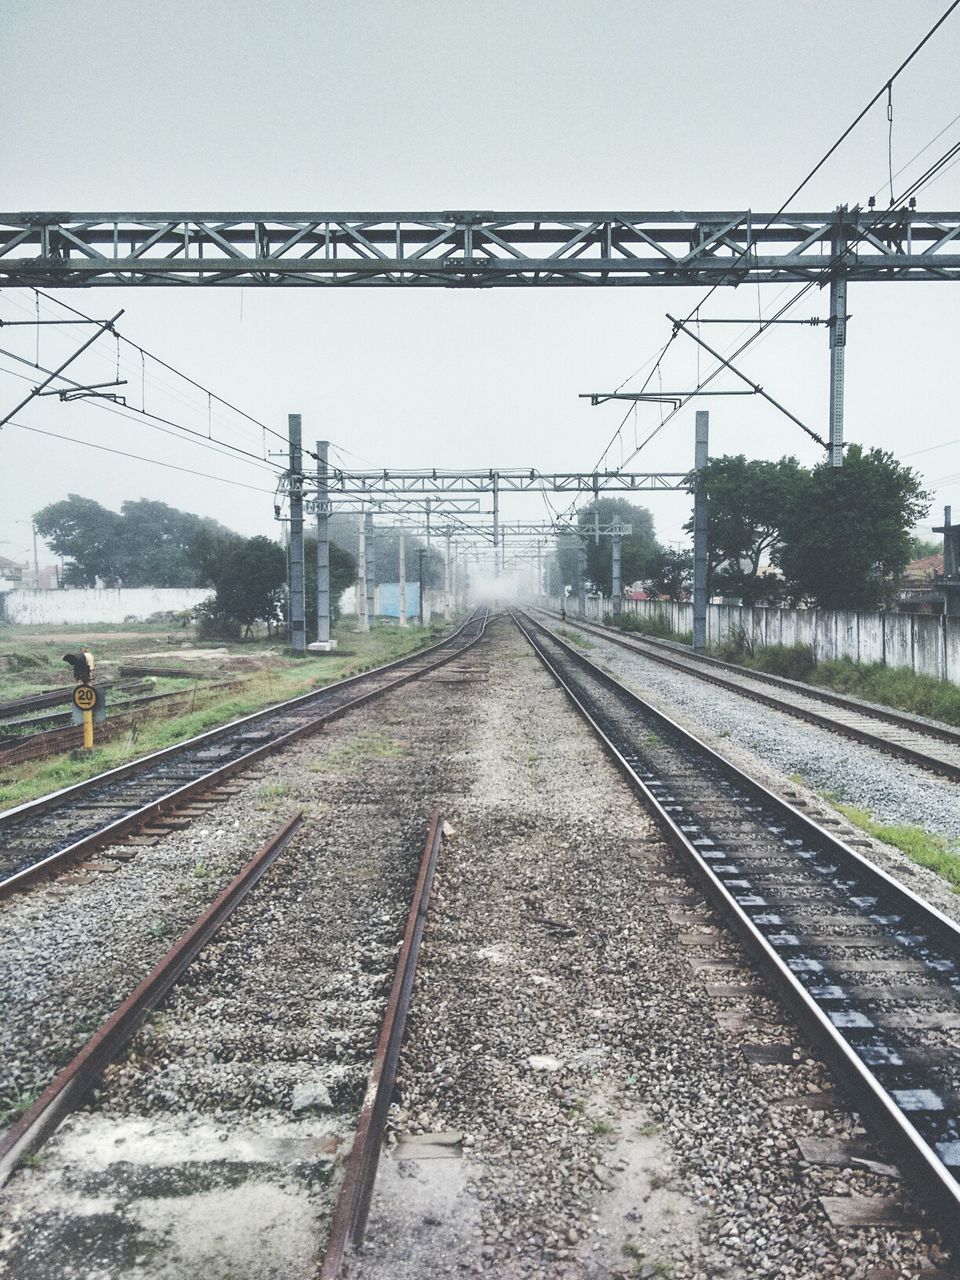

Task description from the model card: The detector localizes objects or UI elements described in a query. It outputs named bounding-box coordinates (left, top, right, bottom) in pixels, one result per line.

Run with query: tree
left=644, top=547, right=693, bottom=601
left=683, top=455, right=803, bottom=602
left=776, top=446, right=930, bottom=610
left=35, top=493, right=238, bottom=588
left=908, top=534, right=941, bottom=560
left=200, top=535, right=287, bottom=638
left=34, top=495, right=123, bottom=586
left=555, top=499, right=659, bottom=594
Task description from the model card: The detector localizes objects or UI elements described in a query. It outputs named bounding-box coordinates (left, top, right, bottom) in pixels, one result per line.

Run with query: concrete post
left=287, top=413, right=306, bottom=653
left=365, top=510, right=376, bottom=628
left=611, top=532, right=622, bottom=617
left=828, top=211, right=848, bottom=469
left=493, top=475, right=500, bottom=578
left=693, top=410, right=709, bottom=653
left=577, top=537, right=587, bottom=618
left=448, top=529, right=455, bottom=619
left=309, top=439, right=336, bottom=652
left=398, top=528, right=407, bottom=627
left=356, top=514, right=369, bottom=632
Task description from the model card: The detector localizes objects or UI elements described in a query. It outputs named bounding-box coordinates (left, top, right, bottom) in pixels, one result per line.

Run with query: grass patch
left=0, top=1082, right=39, bottom=1126
left=310, top=731, right=407, bottom=774
left=830, top=800, right=960, bottom=892
left=714, top=640, right=960, bottom=728
left=558, top=627, right=596, bottom=650
left=0, top=618, right=450, bottom=811
left=613, top=614, right=693, bottom=646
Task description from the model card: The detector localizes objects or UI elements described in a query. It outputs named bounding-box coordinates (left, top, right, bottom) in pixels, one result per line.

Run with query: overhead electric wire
left=589, top=0, right=960, bottom=498
left=5, top=419, right=278, bottom=493
left=32, top=288, right=294, bottom=450
left=0, top=344, right=284, bottom=475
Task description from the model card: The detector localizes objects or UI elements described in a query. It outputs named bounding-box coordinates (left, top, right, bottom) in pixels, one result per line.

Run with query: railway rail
left=0, top=607, right=488, bottom=897
left=0, top=809, right=441, bottom=1280
left=513, top=608, right=960, bottom=1241
left=539, top=608, right=960, bottom=781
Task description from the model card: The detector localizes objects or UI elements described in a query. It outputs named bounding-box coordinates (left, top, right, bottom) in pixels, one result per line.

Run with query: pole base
left=307, top=640, right=338, bottom=652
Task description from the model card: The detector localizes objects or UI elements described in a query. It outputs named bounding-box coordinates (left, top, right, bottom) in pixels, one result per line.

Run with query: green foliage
left=644, top=546, right=692, bottom=601
left=202, top=535, right=287, bottom=638
left=775, top=445, right=930, bottom=610
left=613, top=612, right=692, bottom=644
left=683, top=455, right=802, bottom=603
left=34, top=493, right=237, bottom=588
left=908, top=535, right=941, bottom=560
left=717, top=638, right=817, bottom=681
left=556, top=499, right=658, bottom=595
left=830, top=802, right=960, bottom=892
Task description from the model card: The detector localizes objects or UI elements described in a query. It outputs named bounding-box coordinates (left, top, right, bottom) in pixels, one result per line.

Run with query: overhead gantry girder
left=2, top=209, right=958, bottom=287
left=316, top=469, right=692, bottom=495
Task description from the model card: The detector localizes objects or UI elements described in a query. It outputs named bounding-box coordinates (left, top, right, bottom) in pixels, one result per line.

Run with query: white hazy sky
left=2, top=0, right=959, bottom=570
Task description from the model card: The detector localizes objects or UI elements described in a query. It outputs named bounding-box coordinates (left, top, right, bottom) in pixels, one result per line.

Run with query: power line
left=5, top=418, right=278, bottom=494
left=0, top=344, right=284, bottom=475
left=598, top=1, right=960, bottom=476
left=32, top=288, right=296, bottom=450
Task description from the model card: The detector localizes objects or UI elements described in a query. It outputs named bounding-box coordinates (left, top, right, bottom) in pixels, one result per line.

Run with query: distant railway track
left=0, top=609, right=488, bottom=898
left=538, top=608, right=960, bottom=782
left=513, top=608, right=960, bottom=1241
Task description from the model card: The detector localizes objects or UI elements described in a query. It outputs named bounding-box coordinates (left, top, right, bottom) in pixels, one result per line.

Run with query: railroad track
left=513, top=608, right=960, bottom=1240
left=0, top=808, right=442, bottom=1280
left=0, top=608, right=488, bottom=897
left=536, top=608, right=960, bottom=782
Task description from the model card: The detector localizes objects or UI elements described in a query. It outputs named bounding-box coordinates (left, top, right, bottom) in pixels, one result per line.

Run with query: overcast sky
left=2, top=0, right=959, bottom=575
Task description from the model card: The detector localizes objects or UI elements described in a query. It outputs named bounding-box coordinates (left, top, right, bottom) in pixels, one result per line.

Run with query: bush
left=192, top=599, right=241, bottom=641
left=613, top=613, right=692, bottom=644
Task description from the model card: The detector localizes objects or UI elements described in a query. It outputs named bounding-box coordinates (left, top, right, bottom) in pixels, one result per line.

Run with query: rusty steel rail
left=0, top=811, right=304, bottom=1187
left=319, top=809, right=445, bottom=1278
left=0, top=610, right=486, bottom=898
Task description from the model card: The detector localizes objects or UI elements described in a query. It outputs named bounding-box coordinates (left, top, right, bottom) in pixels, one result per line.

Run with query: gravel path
left=353, top=620, right=952, bottom=1280
left=0, top=656, right=472, bottom=1279
left=1, top=620, right=956, bottom=1278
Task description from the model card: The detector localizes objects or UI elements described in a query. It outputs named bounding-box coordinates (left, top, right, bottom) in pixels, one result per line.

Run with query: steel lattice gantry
left=1, top=209, right=959, bottom=287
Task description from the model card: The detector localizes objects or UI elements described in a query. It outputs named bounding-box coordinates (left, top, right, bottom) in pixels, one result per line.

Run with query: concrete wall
left=550, top=594, right=960, bottom=686
left=0, top=587, right=212, bottom=626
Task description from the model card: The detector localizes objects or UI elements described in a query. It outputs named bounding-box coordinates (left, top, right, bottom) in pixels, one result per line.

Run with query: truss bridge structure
left=2, top=209, right=959, bottom=288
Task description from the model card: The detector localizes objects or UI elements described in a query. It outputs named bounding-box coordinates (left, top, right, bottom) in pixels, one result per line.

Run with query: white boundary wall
left=550, top=595, right=960, bottom=686
left=0, top=587, right=212, bottom=626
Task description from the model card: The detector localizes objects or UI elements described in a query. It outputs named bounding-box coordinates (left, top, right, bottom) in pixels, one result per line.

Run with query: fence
left=550, top=595, right=960, bottom=685
left=0, top=587, right=212, bottom=626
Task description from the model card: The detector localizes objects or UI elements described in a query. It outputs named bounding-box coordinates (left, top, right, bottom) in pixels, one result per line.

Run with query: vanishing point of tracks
left=0, top=608, right=489, bottom=897
left=514, top=608, right=960, bottom=1241
left=540, top=608, right=960, bottom=781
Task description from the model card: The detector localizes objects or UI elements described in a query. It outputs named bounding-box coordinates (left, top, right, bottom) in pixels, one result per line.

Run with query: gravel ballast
left=0, top=618, right=955, bottom=1278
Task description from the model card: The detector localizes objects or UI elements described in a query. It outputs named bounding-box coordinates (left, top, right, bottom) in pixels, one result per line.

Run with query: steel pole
left=693, top=410, right=709, bottom=653
left=288, top=413, right=306, bottom=654
left=577, top=537, right=587, bottom=618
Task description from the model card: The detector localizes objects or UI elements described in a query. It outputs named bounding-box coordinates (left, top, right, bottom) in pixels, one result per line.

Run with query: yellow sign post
left=73, top=684, right=96, bottom=749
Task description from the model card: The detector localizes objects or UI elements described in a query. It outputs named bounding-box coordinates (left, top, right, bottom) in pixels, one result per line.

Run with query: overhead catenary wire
left=589, top=0, right=960, bottom=498
left=0, top=344, right=284, bottom=476
left=5, top=419, right=279, bottom=493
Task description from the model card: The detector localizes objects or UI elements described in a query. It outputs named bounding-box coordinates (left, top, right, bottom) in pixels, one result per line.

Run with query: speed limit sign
left=73, top=684, right=97, bottom=712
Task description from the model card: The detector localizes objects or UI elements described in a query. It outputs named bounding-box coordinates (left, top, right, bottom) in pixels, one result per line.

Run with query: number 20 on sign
left=73, top=685, right=96, bottom=747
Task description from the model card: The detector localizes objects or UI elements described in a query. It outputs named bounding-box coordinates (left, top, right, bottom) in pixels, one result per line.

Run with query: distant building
left=897, top=554, right=944, bottom=615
